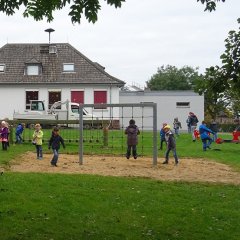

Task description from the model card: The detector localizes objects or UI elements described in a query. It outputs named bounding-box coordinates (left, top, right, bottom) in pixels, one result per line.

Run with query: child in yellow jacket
left=32, top=123, right=43, bottom=160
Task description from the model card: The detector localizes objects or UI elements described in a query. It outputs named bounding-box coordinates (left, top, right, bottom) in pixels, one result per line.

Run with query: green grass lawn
left=1, top=173, right=240, bottom=240
left=0, top=131, right=240, bottom=239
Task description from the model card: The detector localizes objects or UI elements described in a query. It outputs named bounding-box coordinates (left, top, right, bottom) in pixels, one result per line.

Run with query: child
left=193, top=129, right=200, bottom=140
left=199, top=121, right=214, bottom=151
left=159, top=122, right=167, bottom=150
left=162, top=125, right=179, bottom=165
left=48, top=127, right=65, bottom=167
left=0, top=121, right=9, bottom=150
left=15, top=123, right=25, bottom=144
left=125, top=119, right=140, bottom=159
left=173, top=117, right=182, bottom=136
left=186, top=116, right=191, bottom=133
left=32, top=123, right=43, bottom=159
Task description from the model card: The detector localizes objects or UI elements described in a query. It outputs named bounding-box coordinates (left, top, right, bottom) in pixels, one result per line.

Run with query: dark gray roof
left=0, top=43, right=125, bottom=86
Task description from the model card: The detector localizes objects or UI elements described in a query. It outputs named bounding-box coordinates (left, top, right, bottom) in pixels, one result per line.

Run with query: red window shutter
left=94, top=91, right=107, bottom=104
left=71, top=91, right=84, bottom=104
left=94, top=91, right=107, bottom=109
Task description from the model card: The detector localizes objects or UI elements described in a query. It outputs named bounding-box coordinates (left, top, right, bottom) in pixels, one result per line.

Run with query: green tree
left=220, top=18, right=240, bottom=95
left=196, top=19, right=240, bottom=119
left=146, top=65, right=202, bottom=91
left=0, top=0, right=225, bottom=24
left=194, top=66, right=230, bottom=120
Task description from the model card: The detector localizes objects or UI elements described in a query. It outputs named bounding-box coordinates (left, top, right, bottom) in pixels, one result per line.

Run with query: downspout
left=109, top=84, right=112, bottom=128
left=110, top=83, right=112, bottom=109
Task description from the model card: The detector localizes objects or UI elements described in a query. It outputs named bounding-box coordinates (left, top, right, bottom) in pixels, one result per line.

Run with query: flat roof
left=120, top=90, right=201, bottom=97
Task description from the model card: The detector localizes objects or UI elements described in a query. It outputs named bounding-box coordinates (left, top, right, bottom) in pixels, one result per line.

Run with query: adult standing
left=209, top=120, right=218, bottom=142
left=188, top=112, right=199, bottom=142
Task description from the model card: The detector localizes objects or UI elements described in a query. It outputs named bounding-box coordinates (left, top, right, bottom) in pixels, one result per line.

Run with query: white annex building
left=119, top=90, right=204, bottom=131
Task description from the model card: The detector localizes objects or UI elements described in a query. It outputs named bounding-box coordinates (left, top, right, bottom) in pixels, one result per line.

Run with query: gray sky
left=0, top=0, right=239, bottom=87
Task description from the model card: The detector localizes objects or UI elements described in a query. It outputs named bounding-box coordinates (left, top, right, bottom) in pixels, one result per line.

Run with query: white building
left=119, top=90, right=204, bottom=131
left=0, top=43, right=124, bottom=120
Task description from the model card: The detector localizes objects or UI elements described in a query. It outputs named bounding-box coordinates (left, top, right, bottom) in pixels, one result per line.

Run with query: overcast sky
left=0, top=0, right=239, bottom=87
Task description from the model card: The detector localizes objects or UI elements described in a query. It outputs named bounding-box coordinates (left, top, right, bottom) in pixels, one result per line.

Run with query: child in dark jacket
left=162, top=125, right=179, bottom=165
left=125, top=119, right=140, bottom=159
left=48, top=127, right=65, bottom=167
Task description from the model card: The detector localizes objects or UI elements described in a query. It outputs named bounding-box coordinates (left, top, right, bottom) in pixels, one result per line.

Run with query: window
left=176, top=102, right=190, bottom=108
left=94, top=91, right=107, bottom=109
left=31, top=101, right=45, bottom=111
left=71, top=105, right=79, bottom=114
left=63, top=63, right=74, bottom=72
left=25, top=64, right=42, bottom=75
left=26, top=91, right=39, bottom=109
left=0, top=64, right=5, bottom=73
left=48, top=91, right=61, bottom=109
left=71, top=91, right=84, bottom=104
left=49, top=45, right=57, bottom=54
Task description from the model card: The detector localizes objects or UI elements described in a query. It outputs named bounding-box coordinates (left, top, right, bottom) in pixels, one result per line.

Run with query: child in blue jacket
left=159, top=123, right=167, bottom=150
left=199, top=121, right=214, bottom=151
left=15, top=123, right=25, bottom=144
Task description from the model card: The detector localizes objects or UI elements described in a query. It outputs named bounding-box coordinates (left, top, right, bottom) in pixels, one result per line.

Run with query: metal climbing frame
left=79, top=103, right=158, bottom=165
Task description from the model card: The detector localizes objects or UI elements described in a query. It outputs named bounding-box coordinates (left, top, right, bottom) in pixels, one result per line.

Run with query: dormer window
left=49, top=45, right=57, bottom=54
left=25, top=64, right=42, bottom=76
left=63, top=63, right=74, bottom=72
left=0, top=64, right=5, bottom=73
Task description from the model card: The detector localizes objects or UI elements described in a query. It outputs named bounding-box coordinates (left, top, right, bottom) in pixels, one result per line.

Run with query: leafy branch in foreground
left=0, top=0, right=226, bottom=24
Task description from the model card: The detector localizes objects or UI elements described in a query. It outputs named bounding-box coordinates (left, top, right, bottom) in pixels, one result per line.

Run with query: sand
left=7, top=152, right=240, bottom=185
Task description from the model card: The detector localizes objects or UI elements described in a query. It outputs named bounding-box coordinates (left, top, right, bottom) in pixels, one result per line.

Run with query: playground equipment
left=216, top=125, right=240, bottom=144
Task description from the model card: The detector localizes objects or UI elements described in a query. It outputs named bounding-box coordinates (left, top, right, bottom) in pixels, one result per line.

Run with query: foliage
left=146, top=65, right=203, bottom=91
left=197, top=0, right=226, bottom=11
left=220, top=18, right=240, bottom=95
left=219, top=18, right=240, bottom=117
left=196, top=19, right=240, bottom=119
left=194, top=66, right=230, bottom=120
left=218, top=123, right=239, bottom=132
left=0, top=0, right=125, bottom=24
left=0, top=0, right=226, bottom=24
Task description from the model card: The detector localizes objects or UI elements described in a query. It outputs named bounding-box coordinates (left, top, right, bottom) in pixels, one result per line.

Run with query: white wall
left=119, top=91, right=204, bottom=131
left=0, top=84, right=120, bottom=120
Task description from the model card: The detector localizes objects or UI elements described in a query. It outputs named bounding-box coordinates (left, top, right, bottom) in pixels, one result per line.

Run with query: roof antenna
left=45, top=28, right=55, bottom=44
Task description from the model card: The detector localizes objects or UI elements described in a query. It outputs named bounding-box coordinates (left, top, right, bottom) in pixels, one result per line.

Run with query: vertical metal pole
left=153, top=103, right=158, bottom=165
left=79, top=104, right=83, bottom=165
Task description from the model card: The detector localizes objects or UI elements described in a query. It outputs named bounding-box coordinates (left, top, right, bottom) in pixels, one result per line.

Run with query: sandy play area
left=7, top=152, right=240, bottom=185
